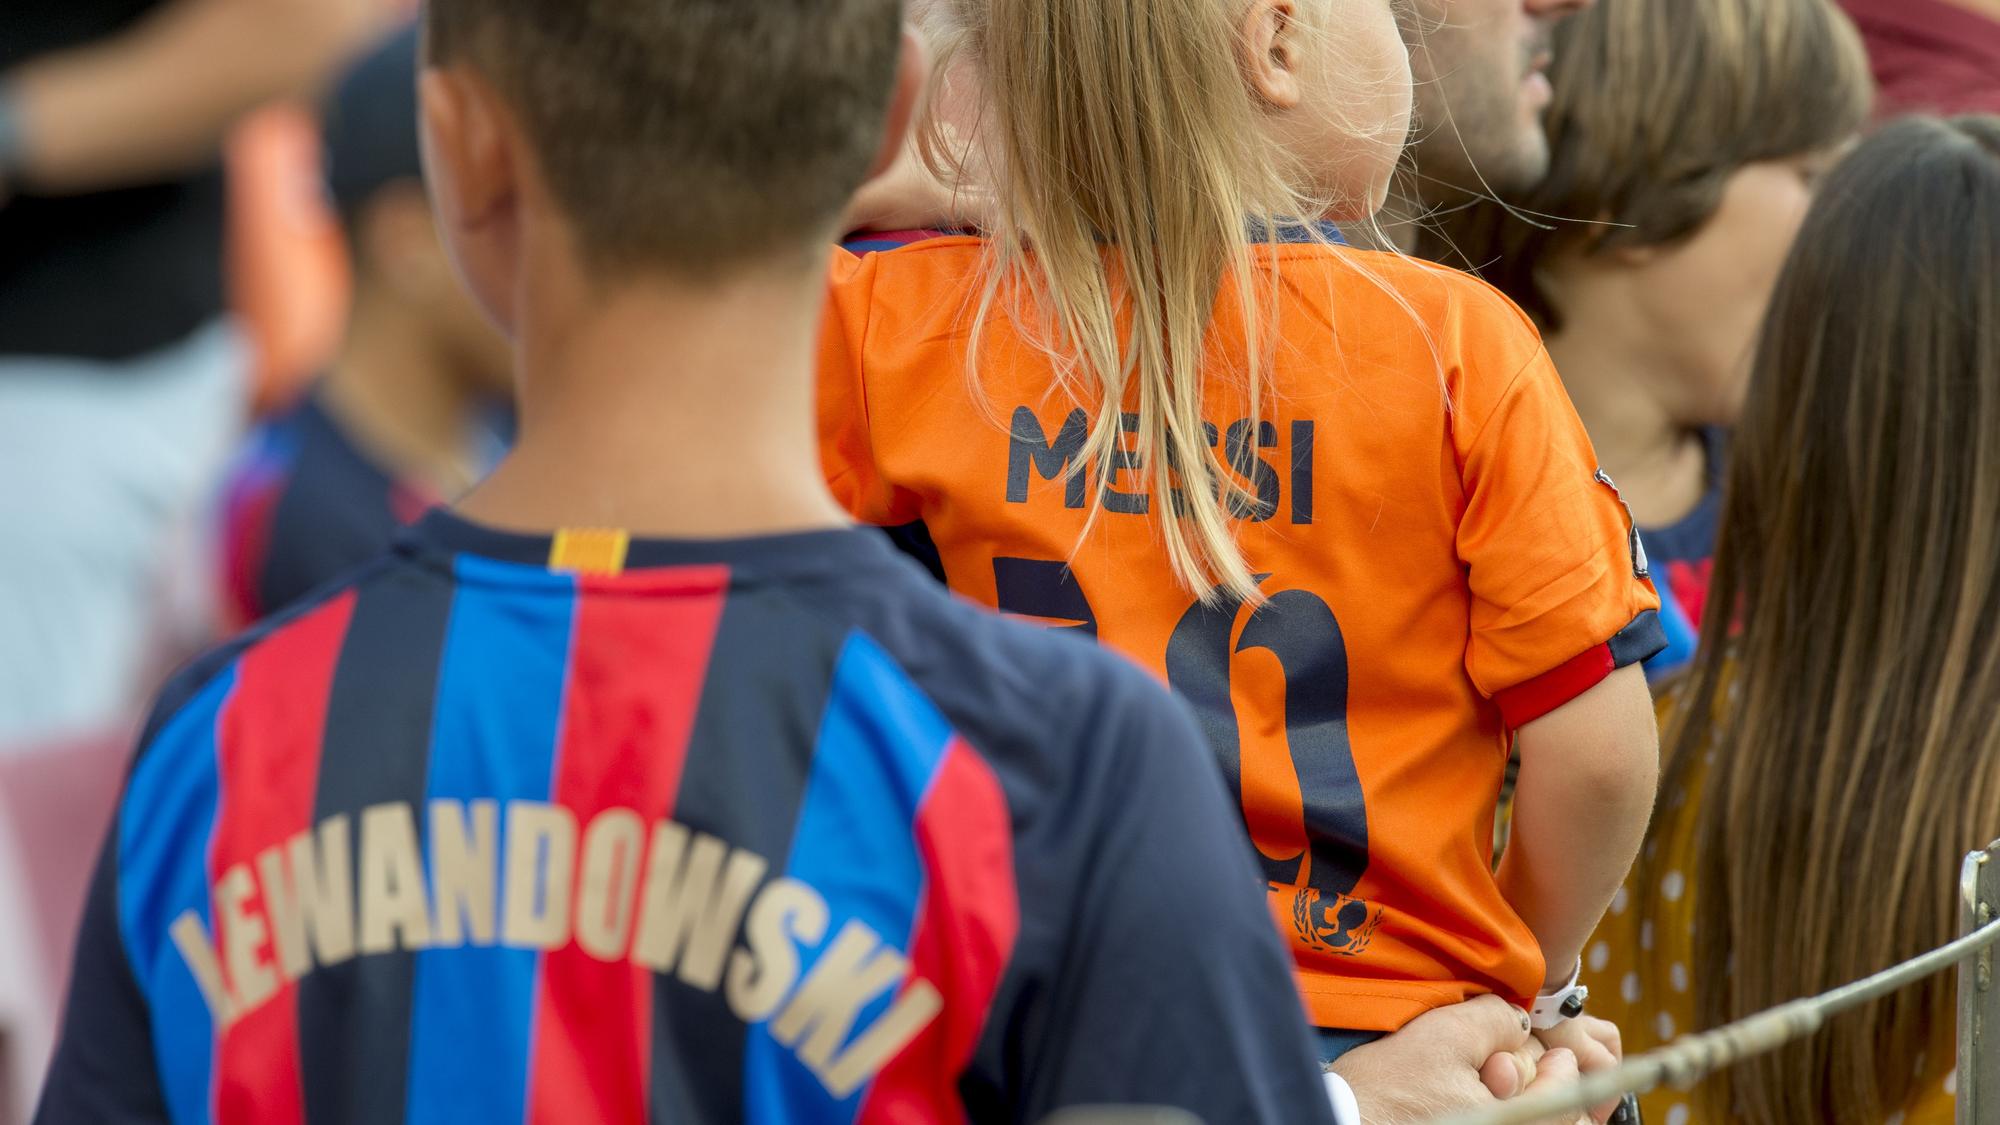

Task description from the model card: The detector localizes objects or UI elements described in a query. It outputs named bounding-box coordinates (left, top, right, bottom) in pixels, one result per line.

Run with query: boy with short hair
left=35, top=1, right=1338, bottom=1121
left=220, top=25, right=513, bottom=627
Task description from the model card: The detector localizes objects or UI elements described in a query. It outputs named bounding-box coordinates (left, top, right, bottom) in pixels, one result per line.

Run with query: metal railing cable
left=1431, top=914, right=2000, bottom=1125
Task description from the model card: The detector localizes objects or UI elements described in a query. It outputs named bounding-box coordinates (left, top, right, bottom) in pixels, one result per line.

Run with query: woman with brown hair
left=1428, top=0, right=1873, bottom=680
left=1587, top=115, right=2000, bottom=1125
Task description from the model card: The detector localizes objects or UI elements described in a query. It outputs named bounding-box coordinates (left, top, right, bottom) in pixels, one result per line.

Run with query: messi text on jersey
left=1007, top=406, right=1317, bottom=525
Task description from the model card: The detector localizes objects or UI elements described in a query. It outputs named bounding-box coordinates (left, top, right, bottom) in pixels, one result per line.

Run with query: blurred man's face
left=1399, top=0, right=1591, bottom=200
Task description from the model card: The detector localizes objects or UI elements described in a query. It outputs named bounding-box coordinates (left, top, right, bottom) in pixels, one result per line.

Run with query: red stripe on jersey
left=222, top=472, right=285, bottom=629
left=859, top=738, right=1020, bottom=1123
left=388, top=481, right=439, bottom=528
left=209, top=591, right=357, bottom=1125
left=1493, top=642, right=1616, bottom=729
left=1666, top=557, right=1714, bottom=634
left=525, top=567, right=731, bottom=1125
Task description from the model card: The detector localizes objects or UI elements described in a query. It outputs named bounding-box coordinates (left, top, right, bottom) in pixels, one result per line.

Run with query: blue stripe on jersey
left=118, top=666, right=236, bottom=1125
left=743, top=632, right=955, bottom=1123
left=404, top=555, right=579, bottom=1124
left=1641, top=563, right=1699, bottom=683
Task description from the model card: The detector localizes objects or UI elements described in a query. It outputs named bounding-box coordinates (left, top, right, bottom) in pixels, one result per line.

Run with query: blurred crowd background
left=0, top=0, right=1997, bottom=1121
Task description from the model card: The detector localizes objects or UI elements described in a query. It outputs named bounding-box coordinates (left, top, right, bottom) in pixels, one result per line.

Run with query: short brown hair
left=424, top=0, right=905, bottom=276
left=1422, top=0, right=1873, bottom=330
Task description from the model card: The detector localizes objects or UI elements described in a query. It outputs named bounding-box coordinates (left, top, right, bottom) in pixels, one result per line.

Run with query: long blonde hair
left=921, top=0, right=1372, bottom=604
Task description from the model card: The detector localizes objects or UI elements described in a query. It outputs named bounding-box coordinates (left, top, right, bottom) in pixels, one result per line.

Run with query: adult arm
left=2, top=0, right=386, bottom=195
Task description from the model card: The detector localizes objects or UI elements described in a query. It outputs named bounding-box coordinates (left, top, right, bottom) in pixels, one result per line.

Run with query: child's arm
left=1498, top=662, right=1659, bottom=991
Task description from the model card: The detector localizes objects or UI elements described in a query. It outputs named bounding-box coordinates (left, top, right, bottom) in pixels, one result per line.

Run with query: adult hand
left=1481, top=1040, right=1603, bottom=1125
left=1534, top=1017, right=1624, bottom=1124
left=1329, top=996, right=1573, bottom=1124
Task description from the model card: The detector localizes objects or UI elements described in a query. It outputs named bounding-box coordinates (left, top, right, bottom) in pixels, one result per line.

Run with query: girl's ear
left=1239, top=0, right=1303, bottom=111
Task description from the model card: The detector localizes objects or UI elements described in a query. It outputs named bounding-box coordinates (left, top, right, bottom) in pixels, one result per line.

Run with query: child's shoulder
left=135, top=557, right=399, bottom=763
left=1265, top=242, right=1545, bottom=343
left=829, top=233, right=988, bottom=314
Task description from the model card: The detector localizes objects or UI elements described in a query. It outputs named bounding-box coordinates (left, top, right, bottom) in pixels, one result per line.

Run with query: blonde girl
left=820, top=0, right=1660, bottom=1072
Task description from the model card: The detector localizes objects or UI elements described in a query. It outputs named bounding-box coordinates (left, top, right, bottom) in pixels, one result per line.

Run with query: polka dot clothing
left=1582, top=676, right=1958, bottom=1124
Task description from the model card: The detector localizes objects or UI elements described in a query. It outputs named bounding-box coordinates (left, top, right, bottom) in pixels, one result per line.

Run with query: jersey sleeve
left=215, top=436, right=292, bottom=630
left=35, top=825, right=172, bottom=1124
left=1009, top=672, right=1338, bottom=1125
left=1449, top=283, right=1665, bottom=728
left=39, top=641, right=263, bottom=1125
left=818, top=248, right=921, bottom=528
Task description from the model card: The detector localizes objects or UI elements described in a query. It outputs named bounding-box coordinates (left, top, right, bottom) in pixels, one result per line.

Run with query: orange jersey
left=818, top=237, right=1663, bottom=1031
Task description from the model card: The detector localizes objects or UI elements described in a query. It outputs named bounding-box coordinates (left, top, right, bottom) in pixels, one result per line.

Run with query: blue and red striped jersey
left=41, top=510, right=1334, bottom=1125
left=1634, top=427, right=1727, bottom=682
left=217, top=392, right=440, bottom=628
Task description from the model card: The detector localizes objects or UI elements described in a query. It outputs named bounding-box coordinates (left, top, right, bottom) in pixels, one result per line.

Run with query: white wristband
left=1322, top=1071, right=1363, bottom=1125
left=1530, top=959, right=1589, bottom=1030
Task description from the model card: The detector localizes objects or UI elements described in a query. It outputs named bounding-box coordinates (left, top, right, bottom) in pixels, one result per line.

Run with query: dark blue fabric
left=1256, top=219, right=1351, bottom=246
left=323, top=23, right=425, bottom=221
left=1608, top=610, right=1669, bottom=670
left=842, top=219, right=1351, bottom=255
left=252, top=394, right=413, bottom=617
left=1313, top=1028, right=1384, bottom=1066
left=882, top=520, right=949, bottom=585
left=1637, top=427, right=1727, bottom=680
left=230, top=390, right=507, bottom=621
left=41, top=509, right=1336, bottom=1125
left=302, top=564, right=454, bottom=1125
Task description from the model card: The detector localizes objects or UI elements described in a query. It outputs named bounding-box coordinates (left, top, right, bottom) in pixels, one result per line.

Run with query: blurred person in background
left=1842, top=0, right=2000, bottom=117
left=1588, top=115, right=2000, bottom=1125
left=1370, top=0, right=1594, bottom=249
left=0, top=0, right=383, bottom=747
left=1425, top=0, right=1871, bottom=679
left=218, top=25, right=512, bottom=629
